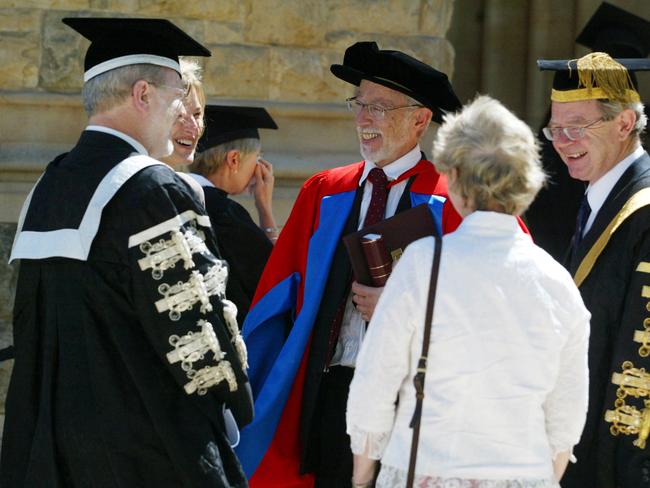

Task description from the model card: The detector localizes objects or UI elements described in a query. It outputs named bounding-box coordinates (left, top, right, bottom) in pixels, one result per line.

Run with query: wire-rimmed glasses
left=542, top=118, right=605, bottom=142
left=346, top=97, right=424, bottom=119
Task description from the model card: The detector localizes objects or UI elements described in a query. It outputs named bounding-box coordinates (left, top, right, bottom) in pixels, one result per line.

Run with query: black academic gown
left=562, top=151, right=650, bottom=488
left=202, top=186, right=272, bottom=325
left=1, top=130, right=253, bottom=488
left=525, top=128, right=584, bottom=261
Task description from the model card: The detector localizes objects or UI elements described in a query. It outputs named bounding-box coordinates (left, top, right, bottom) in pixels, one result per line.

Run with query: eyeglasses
left=346, top=97, right=424, bottom=119
left=542, top=118, right=605, bottom=142
left=145, top=80, right=190, bottom=100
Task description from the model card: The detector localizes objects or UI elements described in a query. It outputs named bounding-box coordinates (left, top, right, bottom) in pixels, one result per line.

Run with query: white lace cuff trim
left=376, top=465, right=560, bottom=488
left=348, top=425, right=391, bottom=460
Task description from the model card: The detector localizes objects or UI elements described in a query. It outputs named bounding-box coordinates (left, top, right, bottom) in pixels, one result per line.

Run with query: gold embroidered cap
left=538, top=53, right=650, bottom=104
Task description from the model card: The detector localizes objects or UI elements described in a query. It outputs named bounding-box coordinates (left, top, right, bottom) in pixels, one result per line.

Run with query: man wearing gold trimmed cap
left=526, top=2, right=650, bottom=261
left=1, top=18, right=252, bottom=486
left=541, top=52, right=650, bottom=487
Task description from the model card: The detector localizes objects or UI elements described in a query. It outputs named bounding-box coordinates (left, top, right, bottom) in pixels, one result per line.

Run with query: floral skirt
left=376, top=465, right=560, bottom=488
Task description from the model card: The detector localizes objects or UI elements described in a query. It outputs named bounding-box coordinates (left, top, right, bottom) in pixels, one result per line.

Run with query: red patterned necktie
left=362, top=168, right=389, bottom=228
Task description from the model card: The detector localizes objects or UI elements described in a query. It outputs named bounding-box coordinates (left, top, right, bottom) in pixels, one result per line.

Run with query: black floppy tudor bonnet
left=330, top=41, right=461, bottom=124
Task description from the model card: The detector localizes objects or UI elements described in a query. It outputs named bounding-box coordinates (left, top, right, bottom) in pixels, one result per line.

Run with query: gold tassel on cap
left=551, top=52, right=640, bottom=103
left=578, top=52, right=636, bottom=101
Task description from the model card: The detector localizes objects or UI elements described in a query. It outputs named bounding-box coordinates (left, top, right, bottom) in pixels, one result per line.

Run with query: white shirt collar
left=189, top=173, right=215, bottom=188
left=461, top=210, right=520, bottom=233
left=359, top=144, right=422, bottom=186
left=85, top=125, right=149, bottom=156
left=586, top=144, right=644, bottom=221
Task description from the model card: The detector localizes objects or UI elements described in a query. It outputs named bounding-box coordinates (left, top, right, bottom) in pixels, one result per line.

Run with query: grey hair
left=598, top=99, right=647, bottom=138
left=82, top=64, right=172, bottom=116
left=189, top=138, right=261, bottom=177
left=432, top=95, right=546, bottom=215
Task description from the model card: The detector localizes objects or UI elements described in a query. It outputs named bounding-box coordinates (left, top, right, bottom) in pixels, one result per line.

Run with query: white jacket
left=347, top=211, right=590, bottom=481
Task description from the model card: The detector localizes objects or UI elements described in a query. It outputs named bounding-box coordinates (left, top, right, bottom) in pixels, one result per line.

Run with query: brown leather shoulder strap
left=406, top=233, right=442, bottom=487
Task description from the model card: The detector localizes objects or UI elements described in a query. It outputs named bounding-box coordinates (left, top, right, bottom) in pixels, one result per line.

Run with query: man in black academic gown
left=189, top=106, right=278, bottom=325
left=541, top=52, right=650, bottom=488
left=1, top=18, right=252, bottom=487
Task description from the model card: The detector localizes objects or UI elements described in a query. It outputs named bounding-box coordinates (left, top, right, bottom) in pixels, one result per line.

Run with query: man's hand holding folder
left=343, top=203, right=437, bottom=286
left=343, top=204, right=437, bottom=321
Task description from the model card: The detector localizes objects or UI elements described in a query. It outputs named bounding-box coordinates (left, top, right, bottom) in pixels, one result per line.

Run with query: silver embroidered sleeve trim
left=138, top=226, right=207, bottom=279
left=221, top=299, right=248, bottom=369
left=155, top=264, right=228, bottom=321
left=185, top=362, right=238, bottom=395
left=167, top=319, right=238, bottom=395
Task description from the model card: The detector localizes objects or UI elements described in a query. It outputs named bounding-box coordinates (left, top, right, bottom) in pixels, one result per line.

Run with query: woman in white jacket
left=346, top=95, right=590, bottom=488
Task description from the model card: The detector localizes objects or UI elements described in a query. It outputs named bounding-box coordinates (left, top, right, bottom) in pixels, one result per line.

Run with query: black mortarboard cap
left=537, top=53, right=650, bottom=103
left=62, top=17, right=210, bottom=82
left=576, top=2, right=650, bottom=58
left=330, top=41, right=461, bottom=123
left=197, top=105, right=278, bottom=151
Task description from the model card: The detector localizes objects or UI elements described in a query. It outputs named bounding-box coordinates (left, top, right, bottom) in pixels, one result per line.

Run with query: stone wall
left=0, top=1, right=456, bottom=222
left=0, top=0, right=456, bottom=446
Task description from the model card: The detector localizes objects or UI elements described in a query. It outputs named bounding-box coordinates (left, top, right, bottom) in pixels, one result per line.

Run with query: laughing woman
left=160, top=58, right=207, bottom=203
left=346, top=95, right=591, bottom=488
left=161, top=58, right=205, bottom=168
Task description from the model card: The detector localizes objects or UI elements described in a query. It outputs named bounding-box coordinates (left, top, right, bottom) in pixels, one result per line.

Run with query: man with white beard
left=235, top=42, right=462, bottom=487
left=2, top=18, right=252, bottom=487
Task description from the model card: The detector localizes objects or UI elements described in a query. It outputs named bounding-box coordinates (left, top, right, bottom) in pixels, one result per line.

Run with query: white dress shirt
left=347, top=211, right=590, bottom=484
left=583, top=144, right=644, bottom=235
left=329, top=144, right=423, bottom=367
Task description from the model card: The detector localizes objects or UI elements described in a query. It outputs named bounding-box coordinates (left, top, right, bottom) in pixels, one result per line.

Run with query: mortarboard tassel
left=576, top=52, right=637, bottom=103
